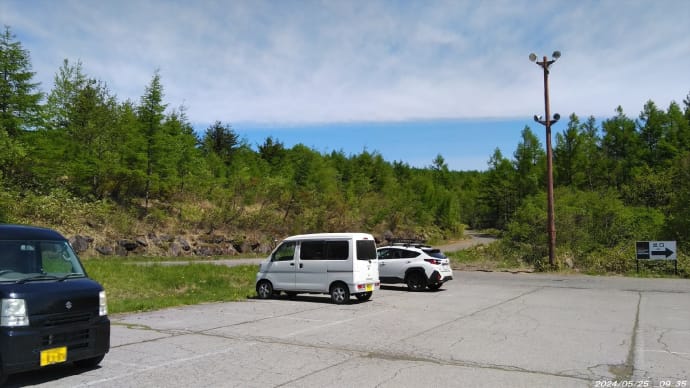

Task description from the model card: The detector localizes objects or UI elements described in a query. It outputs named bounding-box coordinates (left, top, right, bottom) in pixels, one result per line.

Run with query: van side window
left=300, top=240, right=349, bottom=260
left=356, top=240, right=377, bottom=261
left=326, top=241, right=349, bottom=260
left=300, top=241, right=324, bottom=260
left=272, top=241, right=296, bottom=262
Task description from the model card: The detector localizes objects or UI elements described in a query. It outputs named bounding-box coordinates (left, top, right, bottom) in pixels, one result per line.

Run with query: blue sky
left=3, top=0, right=689, bottom=170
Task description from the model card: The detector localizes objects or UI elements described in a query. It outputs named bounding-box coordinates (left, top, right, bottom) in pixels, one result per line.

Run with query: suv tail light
left=424, top=258, right=442, bottom=265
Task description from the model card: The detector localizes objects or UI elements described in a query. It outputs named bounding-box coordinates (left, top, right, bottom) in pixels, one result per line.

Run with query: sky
left=3, top=0, right=689, bottom=171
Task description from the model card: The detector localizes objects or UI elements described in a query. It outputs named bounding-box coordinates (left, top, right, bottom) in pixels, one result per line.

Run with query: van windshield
left=0, top=240, right=86, bottom=282
left=356, top=240, right=377, bottom=260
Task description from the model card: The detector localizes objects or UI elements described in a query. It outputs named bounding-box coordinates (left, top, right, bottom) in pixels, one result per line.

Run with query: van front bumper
left=0, top=316, right=110, bottom=375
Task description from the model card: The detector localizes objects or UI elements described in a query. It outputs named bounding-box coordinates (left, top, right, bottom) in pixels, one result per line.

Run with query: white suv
left=376, top=242, right=453, bottom=291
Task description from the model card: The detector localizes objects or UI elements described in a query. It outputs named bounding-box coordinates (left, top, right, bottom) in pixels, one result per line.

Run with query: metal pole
left=542, top=56, right=556, bottom=268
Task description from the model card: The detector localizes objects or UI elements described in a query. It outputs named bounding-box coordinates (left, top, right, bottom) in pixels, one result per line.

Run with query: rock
left=70, top=235, right=92, bottom=253
left=170, top=242, right=182, bottom=257
left=178, top=237, right=191, bottom=251
left=115, top=245, right=128, bottom=256
left=95, top=246, right=113, bottom=256
left=118, top=240, right=138, bottom=251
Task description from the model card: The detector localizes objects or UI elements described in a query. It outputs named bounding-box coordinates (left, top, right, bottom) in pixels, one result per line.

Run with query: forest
left=2, top=27, right=689, bottom=273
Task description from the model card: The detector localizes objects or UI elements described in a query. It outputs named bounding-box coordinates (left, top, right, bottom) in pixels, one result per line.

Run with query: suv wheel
left=406, top=271, right=427, bottom=291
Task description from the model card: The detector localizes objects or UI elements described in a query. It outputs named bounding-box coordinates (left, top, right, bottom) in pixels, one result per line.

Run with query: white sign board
left=636, top=241, right=677, bottom=260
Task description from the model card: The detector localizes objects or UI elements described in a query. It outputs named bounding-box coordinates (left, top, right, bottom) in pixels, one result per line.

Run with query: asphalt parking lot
left=6, top=271, right=690, bottom=387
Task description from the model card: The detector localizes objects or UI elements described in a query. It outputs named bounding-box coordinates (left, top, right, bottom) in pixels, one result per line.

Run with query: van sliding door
left=295, top=240, right=348, bottom=292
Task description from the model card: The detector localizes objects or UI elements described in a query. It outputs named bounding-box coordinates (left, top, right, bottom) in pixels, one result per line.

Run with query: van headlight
left=99, top=291, right=108, bottom=316
left=1, top=298, right=30, bottom=327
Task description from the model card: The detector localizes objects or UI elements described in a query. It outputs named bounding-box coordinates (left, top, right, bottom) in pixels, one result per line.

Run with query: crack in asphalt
left=398, top=286, right=544, bottom=342
left=608, top=292, right=641, bottom=381
left=656, top=329, right=690, bottom=362
left=109, top=303, right=331, bottom=348
left=111, top=318, right=591, bottom=385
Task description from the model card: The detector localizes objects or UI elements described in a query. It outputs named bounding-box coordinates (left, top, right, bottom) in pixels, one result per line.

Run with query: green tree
left=478, top=148, right=518, bottom=229
left=44, top=59, right=87, bottom=131
left=160, top=107, right=205, bottom=195
left=201, top=121, right=240, bottom=167
left=578, top=116, right=604, bottom=190
left=664, top=101, right=690, bottom=156
left=600, top=106, right=643, bottom=189
left=665, top=152, right=690, bottom=251
left=137, top=71, right=168, bottom=209
left=63, top=79, right=121, bottom=198
left=258, top=136, right=286, bottom=169
left=431, top=154, right=450, bottom=186
left=638, top=100, right=675, bottom=169
left=0, top=26, right=43, bottom=136
left=554, top=114, right=582, bottom=187
left=513, top=126, right=544, bottom=200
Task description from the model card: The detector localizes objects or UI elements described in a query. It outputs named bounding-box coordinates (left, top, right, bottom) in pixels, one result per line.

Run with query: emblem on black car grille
left=65, top=301, right=73, bottom=310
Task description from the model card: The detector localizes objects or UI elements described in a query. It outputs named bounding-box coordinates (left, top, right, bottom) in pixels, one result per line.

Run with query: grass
left=446, top=241, right=689, bottom=278
left=446, top=243, right=534, bottom=273
left=82, top=258, right=257, bottom=314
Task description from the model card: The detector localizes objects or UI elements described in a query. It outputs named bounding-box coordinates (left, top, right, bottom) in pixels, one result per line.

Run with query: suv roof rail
left=390, top=238, right=430, bottom=248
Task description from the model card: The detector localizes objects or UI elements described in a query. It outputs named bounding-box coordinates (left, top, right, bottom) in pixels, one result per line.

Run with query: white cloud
left=3, top=0, right=689, bottom=125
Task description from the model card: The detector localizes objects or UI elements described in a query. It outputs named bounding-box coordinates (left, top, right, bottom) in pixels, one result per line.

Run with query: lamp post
left=530, top=51, right=561, bottom=268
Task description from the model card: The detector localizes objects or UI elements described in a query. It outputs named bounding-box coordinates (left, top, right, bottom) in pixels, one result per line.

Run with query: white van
left=255, top=233, right=380, bottom=304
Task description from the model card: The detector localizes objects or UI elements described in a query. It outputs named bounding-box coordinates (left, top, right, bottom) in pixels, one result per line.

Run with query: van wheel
left=330, top=283, right=350, bottom=304
left=355, top=292, right=372, bottom=301
left=256, top=280, right=273, bottom=299
left=406, top=272, right=426, bottom=291
left=74, top=355, right=105, bottom=369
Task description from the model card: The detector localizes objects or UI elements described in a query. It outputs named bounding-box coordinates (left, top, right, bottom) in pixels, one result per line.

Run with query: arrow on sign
left=651, top=248, right=674, bottom=258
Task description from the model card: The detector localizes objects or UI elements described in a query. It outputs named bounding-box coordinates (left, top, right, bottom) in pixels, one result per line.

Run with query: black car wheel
left=406, top=272, right=427, bottom=291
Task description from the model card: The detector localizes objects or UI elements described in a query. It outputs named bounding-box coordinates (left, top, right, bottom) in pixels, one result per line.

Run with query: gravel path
left=435, top=230, right=497, bottom=252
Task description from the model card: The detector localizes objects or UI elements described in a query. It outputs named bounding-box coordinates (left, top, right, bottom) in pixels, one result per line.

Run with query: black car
left=0, top=224, right=110, bottom=384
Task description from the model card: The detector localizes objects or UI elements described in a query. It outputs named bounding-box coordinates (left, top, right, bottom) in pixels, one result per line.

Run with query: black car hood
left=0, top=278, right=103, bottom=316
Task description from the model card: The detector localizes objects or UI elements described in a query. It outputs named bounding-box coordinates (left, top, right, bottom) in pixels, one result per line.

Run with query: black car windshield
left=0, top=240, right=86, bottom=282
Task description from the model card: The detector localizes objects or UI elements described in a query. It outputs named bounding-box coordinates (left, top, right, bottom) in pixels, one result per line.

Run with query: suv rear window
left=423, top=248, right=446, bottom=259
left=356, top=240, right=376, bottom=260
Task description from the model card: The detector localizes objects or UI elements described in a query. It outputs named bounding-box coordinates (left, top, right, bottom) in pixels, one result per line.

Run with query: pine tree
left=0, top=26, right=43, bottom=136
left=137, top=71, right=167, bottom=210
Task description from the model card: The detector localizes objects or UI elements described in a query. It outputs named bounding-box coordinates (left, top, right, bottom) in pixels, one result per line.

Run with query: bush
left=504, top=188, right=666, bottom=271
